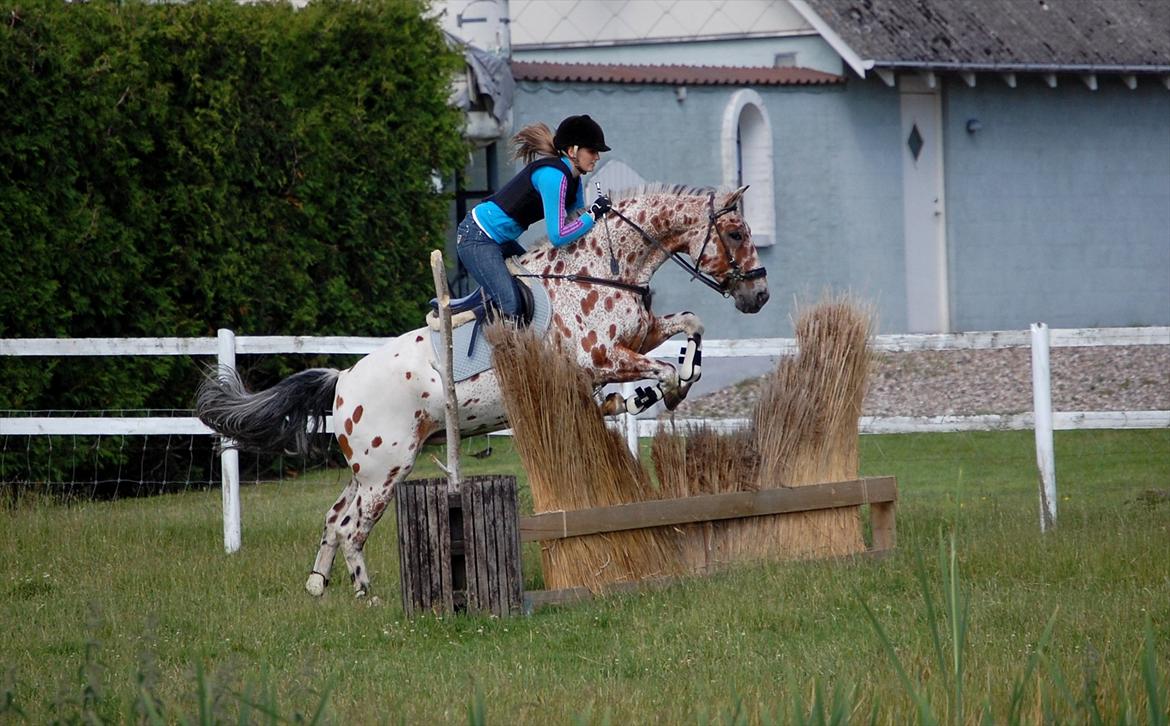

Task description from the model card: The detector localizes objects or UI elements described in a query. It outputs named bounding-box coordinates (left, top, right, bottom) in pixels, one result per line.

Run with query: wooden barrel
left=397, top=475, right=522, bottom=617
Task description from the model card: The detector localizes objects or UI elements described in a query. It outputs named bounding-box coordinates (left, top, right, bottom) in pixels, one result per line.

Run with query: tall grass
left=2, top=430, right=1167, bottom=722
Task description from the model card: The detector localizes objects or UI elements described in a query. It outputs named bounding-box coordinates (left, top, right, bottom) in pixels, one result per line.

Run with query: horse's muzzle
left=734, top=285, right=770, bottom=313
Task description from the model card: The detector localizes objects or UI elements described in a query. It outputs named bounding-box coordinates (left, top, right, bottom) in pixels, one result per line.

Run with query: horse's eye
left=729, top=231, right=744, bottom=242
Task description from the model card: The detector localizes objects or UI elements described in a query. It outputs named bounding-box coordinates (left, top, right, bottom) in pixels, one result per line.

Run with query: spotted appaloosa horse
left=196, top=184, right=770, bottom=597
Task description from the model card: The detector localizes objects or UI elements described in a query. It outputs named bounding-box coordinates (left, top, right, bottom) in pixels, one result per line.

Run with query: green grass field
left=3, top=429, right=1168, bottom=723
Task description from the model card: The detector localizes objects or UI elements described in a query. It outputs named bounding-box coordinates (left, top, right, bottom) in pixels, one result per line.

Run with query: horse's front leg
left=639, top=311, right=705, bottom=409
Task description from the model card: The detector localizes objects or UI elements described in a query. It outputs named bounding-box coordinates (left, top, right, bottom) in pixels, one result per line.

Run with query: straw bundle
left=486, top=324, right=682, bottom=592
left=650, top=294, right=874, bottom=568
left=729, top=295, right=874, bottom=561
left=650, top=424, right=757, bottom=571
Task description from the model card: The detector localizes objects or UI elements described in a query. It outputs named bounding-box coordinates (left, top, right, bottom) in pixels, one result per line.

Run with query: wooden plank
left=504, top=479, right=523, bottom=614
left=491, top=479, right=510, bottom=614
left=472, top=480, right=490, bottom=612
left=461, top=484, right=479, bottom=612
left=424, top=483, right=443, bottom=609
left=520, top=477, right=896, bottom=543
left=434, top=484, right=453, bottom=612
left=871, top=501, right=897, bottom=551
left=396, top=486, right=413, bottom=617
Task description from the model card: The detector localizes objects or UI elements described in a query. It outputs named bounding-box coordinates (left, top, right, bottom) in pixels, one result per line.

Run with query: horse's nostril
left=756, top=290, right=770, bottom=306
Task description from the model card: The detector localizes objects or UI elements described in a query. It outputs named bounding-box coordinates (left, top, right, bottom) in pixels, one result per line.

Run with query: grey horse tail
left=196, top=366, right=339, bottom=456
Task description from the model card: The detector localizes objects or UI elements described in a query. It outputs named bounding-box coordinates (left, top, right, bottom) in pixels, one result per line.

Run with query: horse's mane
left=608, top=183, right=718, bottom=203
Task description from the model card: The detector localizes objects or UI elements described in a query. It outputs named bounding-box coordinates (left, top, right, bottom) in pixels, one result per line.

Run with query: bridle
left=518, top=191, right=767, bottom=306
left=607, top=191, right=767, bottom=298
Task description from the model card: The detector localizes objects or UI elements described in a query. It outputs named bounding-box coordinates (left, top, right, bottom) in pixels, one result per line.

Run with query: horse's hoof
left=305, top=573, right=327, bottom=597
left=354, top=586, right=370, bottom=599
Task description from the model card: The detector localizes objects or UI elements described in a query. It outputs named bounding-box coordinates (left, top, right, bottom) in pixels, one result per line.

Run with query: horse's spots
left=684, top=215, right=695, bottom=225
left=469, top=373, right=481, bottom=382
left=575, top=313, right=584, bottom=325
left=421, top=392, right=430, bottom=398
left=387, top=466, right=401, bottom=479
left=392, top=441, right=399, bottom=447
left=338, top=435, right=353, bottom=459
left=430, top=378, right=436, bottom=383
left=353, top=405, right=364, bottom=423
left=356, top=495, right=362, bottom=508
left=591, top=344, right=608, bottom=367
left=604, top=295, right=615, bottom=312
left=372, top=502, right=385, bottom=518
left=608, top=323, right=617, bottom=339
left=580, top=330, right=597, bottom=353
left=554, top=260, right=565, bottom=274
left=415, top=335, right=424, bottom=343
left=332, top=498, right=347, bottom=512
left=675, top=202, right=684, bottom=210
left=394, top=353, right=399, bottom=358
left=626, top=251, right=636, bottom=264
left=468, top=415, right=477, bottom=420
left=405, top=371, right=412, bottom=380
left=328, top=514, right=338, bottom=524
left=340, top=516, right=351, bottom=527
left=542, top=265, right=551, bottom=275
left=335, top=396, right=344, bottom=408
left=581, top=290, right=600, bottom=315
left=372, top=436, right=382, bottom=447
left=352, top=463, right=360, bottom=474
left=363, top=448, right=369, bottom=455
left=638, top=210, right=646, bottom=223
left=553, top=313, right=571, bottom=337
left=414, top=410, right=422, bottom=419
left=344, top=418, right=353, bottom=435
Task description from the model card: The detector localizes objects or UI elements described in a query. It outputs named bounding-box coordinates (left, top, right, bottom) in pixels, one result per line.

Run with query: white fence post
left=1030, top=323, right=1056, bottom=532
left=217, top=328, right=242, bottom=553
left=623, top=381, right=638, bottom=456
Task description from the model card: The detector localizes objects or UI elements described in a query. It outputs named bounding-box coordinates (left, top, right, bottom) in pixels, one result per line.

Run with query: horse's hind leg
left=305, top=478, right=358, bottom=596
left=336, top=458, right=415, bottom=596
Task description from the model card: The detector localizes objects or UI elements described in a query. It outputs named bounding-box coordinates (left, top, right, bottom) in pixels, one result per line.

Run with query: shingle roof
left=797, top=0, right=1170, bottom=72
left=511, top=61, right=845, bottom=86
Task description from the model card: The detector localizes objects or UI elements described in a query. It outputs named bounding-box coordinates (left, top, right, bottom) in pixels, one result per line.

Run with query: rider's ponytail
left=510, top=122, right=557, bottom=163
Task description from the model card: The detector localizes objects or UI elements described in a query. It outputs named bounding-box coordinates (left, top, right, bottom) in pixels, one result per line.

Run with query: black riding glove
left=588, top=194, right=612, bottom=218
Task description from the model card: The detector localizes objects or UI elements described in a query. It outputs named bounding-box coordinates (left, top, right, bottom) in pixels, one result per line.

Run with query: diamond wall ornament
left=907, top=124, right=924, bottom=161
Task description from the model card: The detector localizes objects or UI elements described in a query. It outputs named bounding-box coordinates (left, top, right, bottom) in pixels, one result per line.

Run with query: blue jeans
left=456, top=213, right=526, bottom=318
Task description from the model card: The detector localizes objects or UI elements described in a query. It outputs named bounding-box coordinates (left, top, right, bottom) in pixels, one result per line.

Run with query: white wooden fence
left=3, top=326, right=1168, bottom=548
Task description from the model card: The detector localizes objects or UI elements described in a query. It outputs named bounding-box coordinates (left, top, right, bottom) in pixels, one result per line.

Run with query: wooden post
left=397, top=475, right=522, bottom=617
left=430, top=250, right=461, bottom=494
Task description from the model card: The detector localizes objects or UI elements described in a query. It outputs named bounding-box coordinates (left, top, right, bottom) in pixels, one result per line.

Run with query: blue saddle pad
left=429, top=273, right=552, bottom=383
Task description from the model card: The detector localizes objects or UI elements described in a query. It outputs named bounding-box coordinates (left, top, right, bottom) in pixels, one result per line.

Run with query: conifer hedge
left=0, top=0, right=467, bottom=491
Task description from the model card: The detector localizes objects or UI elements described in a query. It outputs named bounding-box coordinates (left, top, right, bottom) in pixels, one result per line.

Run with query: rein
left=515, top=272, right=652, bottom=310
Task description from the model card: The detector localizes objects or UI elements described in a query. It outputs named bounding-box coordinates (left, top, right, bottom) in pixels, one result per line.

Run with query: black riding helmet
left=553, top=114, right=611, bottom=153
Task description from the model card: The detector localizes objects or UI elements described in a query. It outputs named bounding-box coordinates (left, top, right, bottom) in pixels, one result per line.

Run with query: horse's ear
left=724, top=185, right=750, bottom=208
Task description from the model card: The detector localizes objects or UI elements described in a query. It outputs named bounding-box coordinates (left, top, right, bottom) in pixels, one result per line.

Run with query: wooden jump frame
left=519, top=476, right=897, bottom=611
left=397, top=474, right=897, bottom=616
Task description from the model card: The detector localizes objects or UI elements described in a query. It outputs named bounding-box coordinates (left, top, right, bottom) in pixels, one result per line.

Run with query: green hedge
left=0, top=0, right=467, bottom=490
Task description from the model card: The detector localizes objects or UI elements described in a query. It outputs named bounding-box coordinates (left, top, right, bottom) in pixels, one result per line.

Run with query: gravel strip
left=671, top=346, right=1170, bottom=419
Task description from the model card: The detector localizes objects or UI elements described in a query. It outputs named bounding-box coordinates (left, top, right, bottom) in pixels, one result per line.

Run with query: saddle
left=426, top=261, right=535, bottom=332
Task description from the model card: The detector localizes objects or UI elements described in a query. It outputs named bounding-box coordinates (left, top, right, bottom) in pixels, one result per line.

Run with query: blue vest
left=486, top=157, right=579, bottom=230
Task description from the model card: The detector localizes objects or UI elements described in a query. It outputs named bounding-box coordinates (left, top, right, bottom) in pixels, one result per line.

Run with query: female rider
left=456, top=114, right=612, bottom=323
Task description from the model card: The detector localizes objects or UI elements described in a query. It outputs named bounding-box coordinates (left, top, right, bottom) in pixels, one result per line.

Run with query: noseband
left=608, top=192, right=767, bottom=298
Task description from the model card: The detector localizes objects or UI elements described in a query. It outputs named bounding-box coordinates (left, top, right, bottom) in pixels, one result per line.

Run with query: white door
left=899, top=76, right=950, bottom=333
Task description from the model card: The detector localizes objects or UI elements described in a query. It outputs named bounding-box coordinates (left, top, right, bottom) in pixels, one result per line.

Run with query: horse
left=196, top=183, right=770, bottom=597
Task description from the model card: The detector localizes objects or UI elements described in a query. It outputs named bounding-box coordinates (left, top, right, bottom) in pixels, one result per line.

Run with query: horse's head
left=684, top=186, right=770, bottom=313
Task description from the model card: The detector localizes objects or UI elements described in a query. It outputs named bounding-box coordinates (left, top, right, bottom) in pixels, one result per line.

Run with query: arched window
left=721, top=90, right=775, bottom=246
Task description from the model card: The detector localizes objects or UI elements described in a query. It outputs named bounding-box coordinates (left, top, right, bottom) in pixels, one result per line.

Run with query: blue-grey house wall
left=943, top=78, right=1170, bottom=330
left=510, top=76, right=1170, bottom=336
left=512, top=80, right=906, bottom=337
